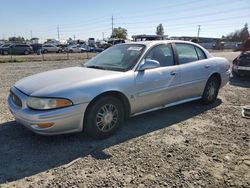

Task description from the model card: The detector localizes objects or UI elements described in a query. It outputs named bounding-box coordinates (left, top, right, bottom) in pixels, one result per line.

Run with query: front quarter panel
left=43, top=71, right=136, bottom=107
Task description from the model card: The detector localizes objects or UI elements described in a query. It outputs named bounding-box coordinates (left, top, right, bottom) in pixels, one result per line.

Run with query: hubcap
left=96, top=104, right=118, bottom=132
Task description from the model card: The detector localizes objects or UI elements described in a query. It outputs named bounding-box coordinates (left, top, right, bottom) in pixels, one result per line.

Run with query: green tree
left=111, top=27, right=128, bottom=40
left=8, top=36, right=25, bottom=43
left=241, top=23, right=249, bottom=41
left=224, top=23, right=249, bottom=41
left=156, top=24, right=164, bottom=35
left=191, top=38, right=198, bottom=43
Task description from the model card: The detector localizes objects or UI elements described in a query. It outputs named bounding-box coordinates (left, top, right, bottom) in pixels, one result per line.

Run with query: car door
left=173, top=43, right=210, bottom=99
left=43, top=45, right=50, bottom=52
left=134, top=44, right=181, bottom=112
left=14, top=45, right=22, bottom=54
left=46, top=45, right=54, bottom=52
left=51, top=45, right=57, bottom=52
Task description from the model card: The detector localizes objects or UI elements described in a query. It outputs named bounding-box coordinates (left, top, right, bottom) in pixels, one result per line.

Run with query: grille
left=10, top=90, right=22, bottom=107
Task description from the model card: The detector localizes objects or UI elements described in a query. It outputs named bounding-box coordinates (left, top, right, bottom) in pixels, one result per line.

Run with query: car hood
left=14, top=67, right=121, bottom=96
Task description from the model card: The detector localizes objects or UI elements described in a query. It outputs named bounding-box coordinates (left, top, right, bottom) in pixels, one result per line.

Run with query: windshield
left=84, top=44, right=145, bottom=71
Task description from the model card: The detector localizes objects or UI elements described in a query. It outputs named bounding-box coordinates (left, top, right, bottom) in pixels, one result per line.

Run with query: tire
left=43, top=50, right=48, bottom=54
left=85, top=96, right=124, bottom=139
left=202, top=76, right=220, bottom=105
left=69, top=50, right=73, bottom=53
left=24, top=50, right=29, bottom=55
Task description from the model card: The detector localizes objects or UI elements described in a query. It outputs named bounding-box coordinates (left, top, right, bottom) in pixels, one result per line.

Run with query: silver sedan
left=8, top=41, right=230, bottom=139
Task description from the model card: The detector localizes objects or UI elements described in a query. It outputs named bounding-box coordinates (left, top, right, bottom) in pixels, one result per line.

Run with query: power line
left=116, top=7, right=249, bottom=26
left=115, top=0, right=245, bottom=21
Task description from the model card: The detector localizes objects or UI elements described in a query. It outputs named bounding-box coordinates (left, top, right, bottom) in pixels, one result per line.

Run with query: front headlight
left=27, top=97, right=73, bottom=110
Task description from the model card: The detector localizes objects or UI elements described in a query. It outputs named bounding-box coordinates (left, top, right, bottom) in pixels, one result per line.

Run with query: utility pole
left=74, top=35, right=76, bottom=41
left=197, top=25, right=201, bottom=41
left=30, top=30, right=33, bottom=39
left=57, top=25, right=60, bottom=41
left=102, top=32, right=104, bottom=40
left=111, top=15, right=114, bottom=37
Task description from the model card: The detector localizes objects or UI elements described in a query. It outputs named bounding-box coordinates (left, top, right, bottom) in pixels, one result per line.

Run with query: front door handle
left=170, top=71, right=177, bottom=75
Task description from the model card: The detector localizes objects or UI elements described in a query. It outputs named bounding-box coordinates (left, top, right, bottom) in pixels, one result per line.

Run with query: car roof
left=124, top=40, right=200, bottom=47
left=117, top=40, right=212, bottom=58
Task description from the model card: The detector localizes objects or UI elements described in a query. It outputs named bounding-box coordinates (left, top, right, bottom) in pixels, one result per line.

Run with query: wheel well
left=86, top=91, right=131, bottom=119
left=210, top=73, right=221, bottom=87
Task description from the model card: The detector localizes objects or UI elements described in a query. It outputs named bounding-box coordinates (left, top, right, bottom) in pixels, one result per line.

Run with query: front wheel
left=85, top=96, right=124, bottom=139
left=24, top=50, right=29, bottom=55
left=202, top=76, right=220, bottom=104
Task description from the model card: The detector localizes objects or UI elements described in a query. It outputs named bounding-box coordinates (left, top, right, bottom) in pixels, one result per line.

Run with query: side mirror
left=138, top=59, right=160, bottom=71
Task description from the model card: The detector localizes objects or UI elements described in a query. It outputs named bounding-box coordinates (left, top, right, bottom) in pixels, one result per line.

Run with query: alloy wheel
left=96, top=104, right=118, bottom=132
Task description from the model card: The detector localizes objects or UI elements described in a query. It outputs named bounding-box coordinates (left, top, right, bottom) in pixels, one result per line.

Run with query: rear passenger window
left=175, top=43, right=198, bottom=64
left=195, top=47, right=206, bottom=60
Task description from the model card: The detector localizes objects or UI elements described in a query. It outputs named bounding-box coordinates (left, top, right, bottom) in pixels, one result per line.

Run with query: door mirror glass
left=138, top=59, right=160, bottom=71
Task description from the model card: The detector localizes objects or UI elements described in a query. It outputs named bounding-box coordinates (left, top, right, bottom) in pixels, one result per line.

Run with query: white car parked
left=66, top=45, right=86, bottom=53
left=42, top=44, right=62, bottom=53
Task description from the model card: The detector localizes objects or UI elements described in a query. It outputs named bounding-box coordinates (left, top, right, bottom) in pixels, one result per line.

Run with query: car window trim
left=135, top=43, right=177, bottom=71
left=173, top=42, right=201, bottom=65
left=194, top=46, right=207, bottom=60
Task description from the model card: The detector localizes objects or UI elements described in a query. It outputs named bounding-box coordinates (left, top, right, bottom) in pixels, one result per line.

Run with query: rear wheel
left=85, top=96, right=124, bottom=139
left=24, top=50, right=29, bottom=55
left=202, top=76, right=220, bottom=104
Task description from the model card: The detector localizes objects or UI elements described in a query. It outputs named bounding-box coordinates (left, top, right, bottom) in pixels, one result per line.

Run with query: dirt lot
left=0, top=52, right=249, bottom=188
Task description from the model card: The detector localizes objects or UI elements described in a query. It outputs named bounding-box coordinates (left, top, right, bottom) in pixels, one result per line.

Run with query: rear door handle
left=170, top=71, right=177, bottom=75
left=205, top=65, right=210, bottom=68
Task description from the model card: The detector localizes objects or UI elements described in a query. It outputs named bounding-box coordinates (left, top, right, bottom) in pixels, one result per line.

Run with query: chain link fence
left=0, top=52, right=97, bottom=63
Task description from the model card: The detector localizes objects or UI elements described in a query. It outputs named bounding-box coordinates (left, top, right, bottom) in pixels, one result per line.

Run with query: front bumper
left=8, top=87, right=89, bottom=135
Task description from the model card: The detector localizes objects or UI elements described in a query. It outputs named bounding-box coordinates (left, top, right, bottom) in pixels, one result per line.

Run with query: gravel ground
left=0, top=52, right=249, bottom=188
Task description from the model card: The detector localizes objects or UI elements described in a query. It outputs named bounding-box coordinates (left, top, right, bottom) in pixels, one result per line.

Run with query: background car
left=232, top=51, right=250, bottom=77
left=0, top=44, right=33, bottom=55
left=66, top=45, right=86, bottom=53
left=42, top=44, right=62, bottom=53
left=89, top=46, right=104, bottom=52
left=0, top=44, right=11, bottom=55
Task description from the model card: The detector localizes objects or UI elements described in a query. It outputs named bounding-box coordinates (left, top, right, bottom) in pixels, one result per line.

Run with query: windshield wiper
left=85, top=65, right=106, bottom=70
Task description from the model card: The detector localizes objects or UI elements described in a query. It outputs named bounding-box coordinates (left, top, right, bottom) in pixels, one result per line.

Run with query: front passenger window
left=145, top=44, right=174, bottom=67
